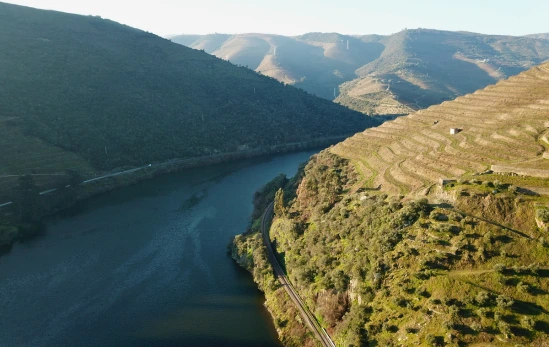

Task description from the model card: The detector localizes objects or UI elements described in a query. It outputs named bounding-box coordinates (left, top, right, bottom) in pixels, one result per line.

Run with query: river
left=0, top=150, right=318, bottom=347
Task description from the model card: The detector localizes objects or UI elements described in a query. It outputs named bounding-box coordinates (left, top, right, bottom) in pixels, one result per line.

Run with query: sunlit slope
left=331, top=62, right=549, bottom=195
left=172, top=32, right=384, bottom=99
left=338, top=29, right=549, bottom=115
left=174, top=30, right=549, bottom=114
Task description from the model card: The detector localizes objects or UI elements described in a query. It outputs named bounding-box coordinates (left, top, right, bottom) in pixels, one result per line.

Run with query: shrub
left=476, top=291, right=491, bottom=306
left=527, top=263, right=539, bottom=275
left=536, top=207, right=549, bottom=223
left=493, top=263, right=506, bottom=273
left=498, top=321, right=512, bottom=338
left=425, top=334, right=443, bottom=346
left=476, top=307, right=489, bottom=318
left=521, top=316, right=535, bottom=330
left=483, top=231, right=493, bottom=244
left=470, top=321, right=482, bottom=332
left=496, top=295, right=514, bottom=308
left=448, top=211, right=463, bottom=222
left=517, top=281, right=530, bottom=294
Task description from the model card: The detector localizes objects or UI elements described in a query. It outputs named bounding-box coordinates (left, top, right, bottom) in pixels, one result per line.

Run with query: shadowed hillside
left=172, top=30, right=549, bottom=115
left=0, top=2, right=377, bottom=196
left=233, top=62, right=549, bottom=346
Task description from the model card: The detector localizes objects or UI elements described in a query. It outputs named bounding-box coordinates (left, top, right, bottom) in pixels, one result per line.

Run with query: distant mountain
left=171, top=30, right=549, bottom=115
left=526, top=33, right=549, bottom=40
left=0, top=2, right=376, bottom=196
left=171, top=32, right=384, bottom=100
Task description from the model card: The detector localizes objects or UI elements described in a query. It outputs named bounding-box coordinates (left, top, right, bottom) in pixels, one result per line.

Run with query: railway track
left=261, top=202, right=335, bottom=347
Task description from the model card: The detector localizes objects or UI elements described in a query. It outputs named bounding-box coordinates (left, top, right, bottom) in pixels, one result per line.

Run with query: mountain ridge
left=172, top=29, right=549, bottom=114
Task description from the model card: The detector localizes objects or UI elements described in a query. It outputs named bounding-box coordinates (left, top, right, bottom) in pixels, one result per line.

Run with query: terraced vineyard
left=332, top=62, right=549, bottom=196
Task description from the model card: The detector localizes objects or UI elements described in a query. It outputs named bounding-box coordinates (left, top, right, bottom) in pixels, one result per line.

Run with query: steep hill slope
left=171, top=32, right=385, bottom=99
left=233, top=63, right=549, bottom=346
left=172, top=30, right=549, bottom=115
left=332, top=61, right=549, bottom=196
left=339, top=29, right=549, bottom=115
left=0, top=3, right=376, bottom=197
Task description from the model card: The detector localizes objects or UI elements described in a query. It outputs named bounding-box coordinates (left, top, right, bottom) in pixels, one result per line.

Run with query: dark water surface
left=0, top=151, right=318, bottom=347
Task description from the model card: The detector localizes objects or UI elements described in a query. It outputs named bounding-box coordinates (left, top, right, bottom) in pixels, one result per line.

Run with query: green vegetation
left=231, top=167, right=316, bottom=346
left=0, top=2, right=375, bottom=184
left=234, top=150, right=549, bottom=346
left=233, top=63, right=549, bottom=346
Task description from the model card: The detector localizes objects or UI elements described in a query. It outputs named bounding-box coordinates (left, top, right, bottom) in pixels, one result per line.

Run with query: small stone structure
left=439, top=178, right=457, bottom=186
left=450, top=128, right=462, bottom=135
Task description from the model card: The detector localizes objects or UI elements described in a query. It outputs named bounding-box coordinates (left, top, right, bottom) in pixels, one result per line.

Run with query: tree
left=274, top=188, right=286, bottom=216
left=66, top=169, right=83, bottom=187
left=13, top=175, right=42, bottom=222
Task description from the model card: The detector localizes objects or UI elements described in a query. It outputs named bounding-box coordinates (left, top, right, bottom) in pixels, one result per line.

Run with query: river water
left=0, top=150, right=317, bottom=347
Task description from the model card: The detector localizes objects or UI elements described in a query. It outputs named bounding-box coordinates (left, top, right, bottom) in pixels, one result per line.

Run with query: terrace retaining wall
left=491, top=165, right=549, bottom=178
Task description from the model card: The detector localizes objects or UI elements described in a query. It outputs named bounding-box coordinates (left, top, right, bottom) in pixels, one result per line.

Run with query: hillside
left=233, top=63, right=549, bottom=346
left=343, top=29, right=549, bottom=115
left=172, top=30, right=549, bottom=115
left=527, top=33, right=549, bottom=40
left=0, top=3, right=376, bottom=200
left=171, top=32, right=383, bottom=100
left=332, top=62, right=549, bottom=196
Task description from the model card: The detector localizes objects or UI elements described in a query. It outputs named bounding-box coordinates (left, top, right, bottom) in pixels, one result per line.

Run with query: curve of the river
left=0, top=150, right=318, bottom=347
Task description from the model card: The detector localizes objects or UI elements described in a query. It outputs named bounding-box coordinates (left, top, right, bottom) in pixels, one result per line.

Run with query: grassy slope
left=0, top=121, right=95, bottom=201
left=0, top=2, right=375, bottom=194
left=233, top=63, right=549, bottom=346
left=172, top=30, right=549, bottom=115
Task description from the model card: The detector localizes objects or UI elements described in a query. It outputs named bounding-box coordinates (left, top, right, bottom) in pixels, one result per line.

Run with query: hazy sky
left=6, top=0, right=549, bottom=37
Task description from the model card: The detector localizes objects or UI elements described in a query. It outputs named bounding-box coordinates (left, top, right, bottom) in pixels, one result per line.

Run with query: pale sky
left=5, top=0, right=549, bottom=37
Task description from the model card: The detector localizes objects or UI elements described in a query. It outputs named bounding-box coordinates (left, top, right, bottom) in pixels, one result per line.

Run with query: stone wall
left=491, top=165, right=549, bottom=178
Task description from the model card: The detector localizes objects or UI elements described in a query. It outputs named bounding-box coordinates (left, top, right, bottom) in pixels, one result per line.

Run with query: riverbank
left=0, top=136, right=347, bottom=250
left=230, top=171, right=319, bottom=346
